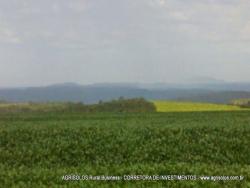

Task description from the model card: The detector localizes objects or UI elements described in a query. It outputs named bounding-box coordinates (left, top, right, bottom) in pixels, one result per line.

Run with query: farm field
left=0, top=102, right=71, bottom=113
left=0, top=102, right=250, bottom=187
left=153, top=100, right=246, bottom=112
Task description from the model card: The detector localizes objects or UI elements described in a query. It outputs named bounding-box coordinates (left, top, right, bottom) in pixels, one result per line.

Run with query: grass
left=0, top=98, right=156, bottom=113
left=153, top=100, right=246, bottom=112
left=1, top=109, right=250, bottom=187
left=231, top=99, right=250, bottom=106
left=0, top=102, right=67, bottom=113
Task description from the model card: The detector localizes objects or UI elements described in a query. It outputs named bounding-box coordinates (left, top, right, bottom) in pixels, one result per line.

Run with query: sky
left=0, top=0, right=250, bottom=87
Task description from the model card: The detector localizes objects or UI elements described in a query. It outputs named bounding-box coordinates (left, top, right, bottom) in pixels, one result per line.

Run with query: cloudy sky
left=0, top=0, right=250, bottom=87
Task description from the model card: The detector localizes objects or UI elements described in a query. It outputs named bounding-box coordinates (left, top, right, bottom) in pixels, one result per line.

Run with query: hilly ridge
left=0, top=82, right=250, bottom=104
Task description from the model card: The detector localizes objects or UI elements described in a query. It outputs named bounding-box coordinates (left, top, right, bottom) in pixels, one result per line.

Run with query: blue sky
left=0, top=0, right=250, bottom=87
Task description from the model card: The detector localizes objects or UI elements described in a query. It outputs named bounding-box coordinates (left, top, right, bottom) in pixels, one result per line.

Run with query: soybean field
left=0, top=102, right=250, bottom=187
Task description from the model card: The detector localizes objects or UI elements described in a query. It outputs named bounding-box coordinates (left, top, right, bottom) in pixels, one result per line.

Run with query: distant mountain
left=81, top=82, right=250, bottom=91
left=186, top=76, right=226, bottom=84
left=0, top=82, right=250, bottom=104
left=177, top=91, right=250, bottom=104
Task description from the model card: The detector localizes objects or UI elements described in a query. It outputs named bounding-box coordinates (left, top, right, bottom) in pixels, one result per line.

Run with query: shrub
left=0, top=98, right=156, bottom=113
left=90, top=98, right=156, bottom=113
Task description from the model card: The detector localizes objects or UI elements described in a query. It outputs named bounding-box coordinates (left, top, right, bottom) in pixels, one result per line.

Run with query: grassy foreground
left=153, top=100, right=246, bottom=112
left=1, top=110, right=250, bottom=187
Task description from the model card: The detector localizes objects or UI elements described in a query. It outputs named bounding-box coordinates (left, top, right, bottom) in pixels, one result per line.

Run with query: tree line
left=65, top=97, right=156, bottom=113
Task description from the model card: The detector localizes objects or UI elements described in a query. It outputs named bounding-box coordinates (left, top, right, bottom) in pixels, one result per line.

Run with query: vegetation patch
left=0, top=98, right=156, bottom=113
left=153, top=100, right=246, bottom=112
left=0, top=111, right=250, bottom=187
left=231, top=99, right=250, bottom=108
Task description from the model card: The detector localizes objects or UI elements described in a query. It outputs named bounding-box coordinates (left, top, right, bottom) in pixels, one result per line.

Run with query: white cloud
left=0, top=23, right=21, bottom=44
left=68, top=0, right=86, bottom=12
left=159, top=0, right=166, bottom=6
left=239, top=21, right=250, bottom=42
left=0, top=0, right=250, bottom=86
left=168, top=11, right=189, bottom=21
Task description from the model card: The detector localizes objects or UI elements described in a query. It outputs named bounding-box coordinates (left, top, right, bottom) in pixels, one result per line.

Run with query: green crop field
left=153, top=100, right=246, bottom=112
left=0, top=102, right=250, bottom=187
